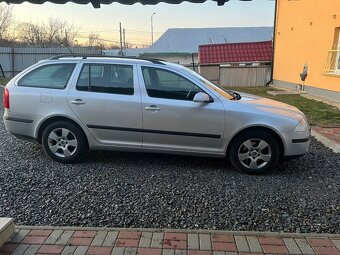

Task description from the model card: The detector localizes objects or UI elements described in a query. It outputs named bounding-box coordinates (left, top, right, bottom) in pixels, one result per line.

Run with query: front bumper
left=280, top=129, right=311, bottom=157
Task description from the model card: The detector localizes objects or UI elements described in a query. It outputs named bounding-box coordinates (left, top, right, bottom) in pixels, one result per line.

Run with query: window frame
left=17, top=63, right=77, bottom=90
left=141, top=66, right=211, bottom=102
left=76, top=63, right=135, bottom=96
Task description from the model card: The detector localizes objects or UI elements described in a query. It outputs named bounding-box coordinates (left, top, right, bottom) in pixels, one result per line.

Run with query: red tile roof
left=199, top=41, right=273, bottom=64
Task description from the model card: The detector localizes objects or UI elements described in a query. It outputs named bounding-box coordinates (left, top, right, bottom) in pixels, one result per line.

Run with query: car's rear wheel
left=42, top=121, right=87, bottom=163
left=229, top=130, right=280, bottom=174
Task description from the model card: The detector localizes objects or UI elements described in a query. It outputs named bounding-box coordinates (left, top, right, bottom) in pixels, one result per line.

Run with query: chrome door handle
left=145, top=105, right=160, bottom=111
left=70, top=99, right=85, bottom=105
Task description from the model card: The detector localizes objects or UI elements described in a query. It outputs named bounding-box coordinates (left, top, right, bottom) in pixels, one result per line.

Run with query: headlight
left=294, top=118, right=308, bottom=132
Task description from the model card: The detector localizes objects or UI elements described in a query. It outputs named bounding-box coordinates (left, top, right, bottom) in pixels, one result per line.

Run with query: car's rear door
left=67, top=61, right=143, bottom=147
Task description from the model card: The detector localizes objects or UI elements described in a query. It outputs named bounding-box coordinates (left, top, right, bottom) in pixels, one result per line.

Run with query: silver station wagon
left=3, top=55, right=310, bottom=174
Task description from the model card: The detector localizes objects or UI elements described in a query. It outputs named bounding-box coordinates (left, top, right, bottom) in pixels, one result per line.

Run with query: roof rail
left=49, top=54, right=165, bottom=65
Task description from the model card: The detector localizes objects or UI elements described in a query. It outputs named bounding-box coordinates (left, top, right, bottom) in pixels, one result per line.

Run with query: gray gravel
left=0, top=87, right=339, bottom=234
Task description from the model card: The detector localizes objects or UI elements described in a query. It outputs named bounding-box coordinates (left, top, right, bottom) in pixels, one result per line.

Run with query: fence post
left=11, top=48, right=15, bottom=78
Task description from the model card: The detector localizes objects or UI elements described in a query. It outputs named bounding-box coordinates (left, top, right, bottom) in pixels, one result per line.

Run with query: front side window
left=141, top=66, right=202, bottom=101
left=18, top=64, right=76, bottom=89
left=77, top=63, right=134, bottom=95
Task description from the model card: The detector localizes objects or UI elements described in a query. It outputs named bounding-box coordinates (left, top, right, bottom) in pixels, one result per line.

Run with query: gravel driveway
left=0, top=87, right=339, bottom=234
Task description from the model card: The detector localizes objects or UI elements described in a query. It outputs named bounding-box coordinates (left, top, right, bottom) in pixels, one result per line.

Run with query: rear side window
left=76, top=63, right=134, bottom=95
left=18, top=64, right=76, bottom=89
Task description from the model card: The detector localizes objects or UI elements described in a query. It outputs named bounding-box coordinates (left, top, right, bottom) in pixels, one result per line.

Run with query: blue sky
left=13, top=0, right=275, bottom=45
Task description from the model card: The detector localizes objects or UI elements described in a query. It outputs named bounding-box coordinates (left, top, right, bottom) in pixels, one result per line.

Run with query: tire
left=229, top=130, right=280, bottom=174
left=41, top=121, right=88, bottom=163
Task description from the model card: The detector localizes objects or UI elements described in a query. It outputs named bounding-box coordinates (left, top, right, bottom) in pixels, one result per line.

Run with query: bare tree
left=88, top=33, right=100, bottom=48
left=0, top=3, right=13, bottom=40
left=18, top=22, right=47, bottom=47
left=46, top=17, right=79, bottom=47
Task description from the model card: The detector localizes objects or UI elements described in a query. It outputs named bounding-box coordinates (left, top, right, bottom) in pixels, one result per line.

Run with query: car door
left=67, top=61, right=143, bottom=147
left=139, top=65, right=225, bottom=153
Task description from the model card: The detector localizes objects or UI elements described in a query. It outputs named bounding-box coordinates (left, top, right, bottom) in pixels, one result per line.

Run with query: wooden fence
left=199, top=65, right=272, bottom=87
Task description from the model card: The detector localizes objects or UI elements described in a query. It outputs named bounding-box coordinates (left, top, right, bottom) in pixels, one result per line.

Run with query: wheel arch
left=225, top=126, right=285, bottom=160
left=37, top=115, right=88, bottom=146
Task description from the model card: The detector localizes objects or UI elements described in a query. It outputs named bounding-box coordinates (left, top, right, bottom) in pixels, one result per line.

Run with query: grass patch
left=0, top=77, right=11, bottom=85
left=225, top=86, right=340, bottom=126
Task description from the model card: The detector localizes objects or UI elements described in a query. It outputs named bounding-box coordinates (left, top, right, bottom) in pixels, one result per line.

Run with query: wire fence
left=0, top=47, right=102, bottom=78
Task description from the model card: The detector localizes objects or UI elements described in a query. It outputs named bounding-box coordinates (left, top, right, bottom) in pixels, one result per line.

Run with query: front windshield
left=183, top=67, right=234, bottom=100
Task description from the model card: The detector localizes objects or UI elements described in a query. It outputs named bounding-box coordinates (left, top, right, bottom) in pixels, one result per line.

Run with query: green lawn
left=225, top=86, right=340, bottom=127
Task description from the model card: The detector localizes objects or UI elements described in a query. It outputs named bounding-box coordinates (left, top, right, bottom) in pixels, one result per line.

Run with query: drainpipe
left=266, top=0, right=278, bottom=86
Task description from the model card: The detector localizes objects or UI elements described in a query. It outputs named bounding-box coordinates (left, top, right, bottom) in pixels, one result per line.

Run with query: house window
left=322, top=28, right=340, bottom=76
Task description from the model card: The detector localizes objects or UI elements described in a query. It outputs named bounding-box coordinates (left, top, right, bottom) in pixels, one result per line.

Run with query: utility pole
left=151, top=13, right=156, bottom=45
left=119, top=22, right=123, bottom=56
left=123, top=28, right=126, bottom=56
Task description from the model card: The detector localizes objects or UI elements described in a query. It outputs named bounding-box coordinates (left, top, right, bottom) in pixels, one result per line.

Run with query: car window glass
left=76, top=63, right=134, bottom=95
left=18, top=64, right=76, bottom=89
left=142, top=67, right=202, bottom=101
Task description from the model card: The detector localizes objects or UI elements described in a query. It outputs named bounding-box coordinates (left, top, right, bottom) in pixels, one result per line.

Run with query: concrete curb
left=15, top=225, right=340, bottom=239
left=312, top=129, right=340, bottom=153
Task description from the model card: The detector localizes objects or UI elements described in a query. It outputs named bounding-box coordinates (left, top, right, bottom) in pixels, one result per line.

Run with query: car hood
left=233, top=92, right=305, bottom=121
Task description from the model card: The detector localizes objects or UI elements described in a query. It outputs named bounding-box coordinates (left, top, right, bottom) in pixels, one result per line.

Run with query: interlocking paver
left=163, top=240, right=187, bottom=249
left=3, top=228, right=340, bottom=255
left=307, top=239, right=334, bottom=247
left=111, top=247, right=125, bottom=255
left=69, top=237, right=93, bottom=246
left=118, top=232, right=141, bottom=240
left=234, top=236, right=249, bottom=252
left=55, top=231, right=74, bottom=245
left=123, top=247, right=137, bottom=255
left=261, top=244, right=289, bottom=254
left=87, top=246, right=113, bottom=255
left=199, top=234, right=211, bottom=250
left=23, top=245, right=40, bottom=255
left=11, top=230, right=31, bottom=244
left=174, top=249, right=187, bottom=255
left=28, top=230, right=53, bottom=237
left=138, top=248, right=162, bottom=255
left=11, top=244, right=30, bottom=255
left=73, top=245, right=88, bottom=255
left=91, top=231, right=108, bottom=246
left=139, top=232, right=152, bottom=248
left=115, top=238, right=139, bottom=247
left=0, top=243, right=18, bottom=252
left=211, top=242, right=237, bottom=252
left=44, top=230, right=64, bottom=245
left=37, top=244, right=64, bottom=254
left=332, top=240, right=340, bottom=251
left=61, top=246, right=77, bottom=255
left=246, top=236, right=262, bottom=253
left=259, top=236, right=284, bottom=245
left=189, top=251, right=213, bottom=255
left=188, top=234, right=199, bottom=250
left=151, top=233, right=164, bottom=249
left=21, top=236, right=47, bottom=245
left=295, top=238, right=315, bottom=255
left=73, top=231, right=96, bottom=238
left=284, top=238, right=303, bottom=255
left=102, top=231, right=119, bottom=247
left=164, top=233, right=187, bottom=241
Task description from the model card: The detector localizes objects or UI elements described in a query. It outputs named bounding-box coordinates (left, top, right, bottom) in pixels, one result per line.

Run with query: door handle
left=145, top=105, right=160, bottom=111
left=70, top=99, right=85, bottom=105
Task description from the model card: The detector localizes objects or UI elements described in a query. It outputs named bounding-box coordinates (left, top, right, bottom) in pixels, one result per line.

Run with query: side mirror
left=193, top=92, right=211, bottom=103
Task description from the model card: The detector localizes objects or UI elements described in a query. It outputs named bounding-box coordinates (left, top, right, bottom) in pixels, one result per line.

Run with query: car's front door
left=68, top=62, right=142, bottom=147
left=139, top=66, right=225, bottom=153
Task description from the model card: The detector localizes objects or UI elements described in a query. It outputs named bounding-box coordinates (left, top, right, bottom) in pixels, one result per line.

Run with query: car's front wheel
left=42, top=121, right=87, bottom=163
left=229, top=130, right=280, bottom=174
